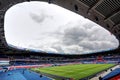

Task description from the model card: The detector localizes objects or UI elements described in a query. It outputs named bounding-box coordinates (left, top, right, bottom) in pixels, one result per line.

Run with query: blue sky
left=4, top=1, right=119, bottom=54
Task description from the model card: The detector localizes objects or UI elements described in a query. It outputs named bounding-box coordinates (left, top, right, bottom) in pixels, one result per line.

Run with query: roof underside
left=0, top=0, right=120, bottom=56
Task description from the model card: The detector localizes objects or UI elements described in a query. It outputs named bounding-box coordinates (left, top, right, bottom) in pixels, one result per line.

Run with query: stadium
left=0, top=0, right=120, bottom=80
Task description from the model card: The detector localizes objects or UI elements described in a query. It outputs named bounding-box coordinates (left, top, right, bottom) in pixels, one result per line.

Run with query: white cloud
left=5, top=1, right=119, bottom=54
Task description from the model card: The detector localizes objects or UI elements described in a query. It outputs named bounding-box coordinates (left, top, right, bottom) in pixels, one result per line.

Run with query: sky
left=4, top=1, right=119, bottom=54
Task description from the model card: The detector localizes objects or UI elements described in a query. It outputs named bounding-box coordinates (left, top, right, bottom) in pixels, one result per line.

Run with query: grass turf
left=32, top=64, right=114, bottom=80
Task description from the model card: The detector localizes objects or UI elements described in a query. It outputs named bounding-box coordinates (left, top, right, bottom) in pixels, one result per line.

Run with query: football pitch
left=32, top=64, right=115, bottom=80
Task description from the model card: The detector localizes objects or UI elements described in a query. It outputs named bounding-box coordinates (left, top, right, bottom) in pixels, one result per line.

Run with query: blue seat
left=102, top=68, right=120, bottom=80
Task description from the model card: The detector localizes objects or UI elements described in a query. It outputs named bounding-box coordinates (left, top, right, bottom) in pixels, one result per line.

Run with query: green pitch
left=32, top=64, right=114, bottom=80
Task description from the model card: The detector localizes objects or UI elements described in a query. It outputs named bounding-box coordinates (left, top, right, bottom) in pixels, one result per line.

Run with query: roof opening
left=4, top=1, right=119, bottom=54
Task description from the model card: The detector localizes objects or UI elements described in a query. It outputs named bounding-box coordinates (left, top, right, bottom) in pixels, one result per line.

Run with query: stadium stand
left=0, top=51, right=119, bottom=66
left=0, top=69, right=52, bottom=80
left=102, top=68, right=120, bottom=80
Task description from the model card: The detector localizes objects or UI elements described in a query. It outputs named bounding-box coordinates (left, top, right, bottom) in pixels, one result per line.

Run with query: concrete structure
left=0, top=0, right=120, bottom=54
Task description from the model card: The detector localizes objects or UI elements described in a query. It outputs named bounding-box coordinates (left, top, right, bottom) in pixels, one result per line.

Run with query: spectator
left=99, top=76, right=102, bottom=80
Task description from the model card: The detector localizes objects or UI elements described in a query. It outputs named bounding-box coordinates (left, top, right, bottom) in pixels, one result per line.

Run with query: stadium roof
left=0, top=0, right=120, bottom=54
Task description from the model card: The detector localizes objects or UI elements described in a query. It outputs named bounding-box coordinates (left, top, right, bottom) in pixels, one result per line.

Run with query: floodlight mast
left=0, top=0, right=120, bottom=54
